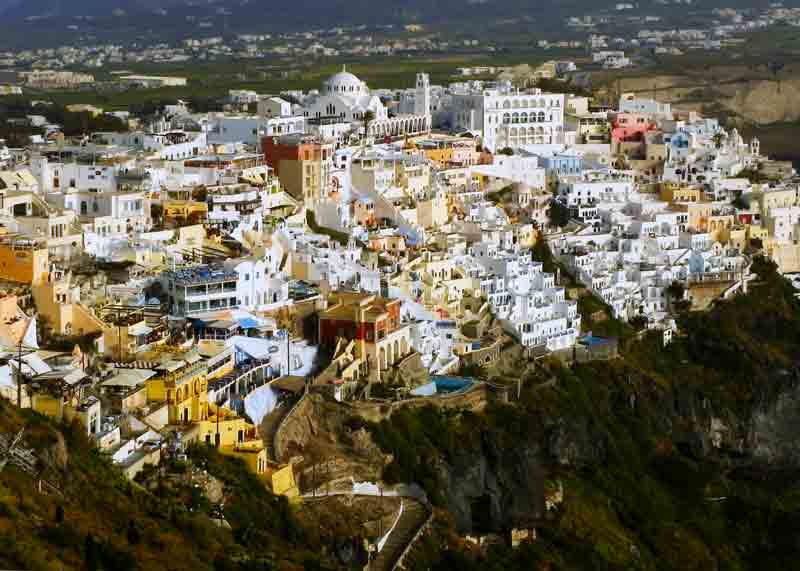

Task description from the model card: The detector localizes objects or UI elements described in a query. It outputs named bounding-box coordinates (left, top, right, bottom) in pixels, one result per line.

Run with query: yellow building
left=184, top=405, right=267, bottom=473
left=763, top=239, right=800, bottom=273
left=758, top=188, right=798, bottom=215
left=272, top=464, right=300, bottom=498
left=0, top=235, right=49, bottom=284
left=720, top=227, right=747, bottom=252
left=162, top=200, right=208, bottom=225
left=145, top=351, right=209, bottom=424
left=686, top=203, right=714, bottom=232
left=421, top=147, right=453, bottom=166
left=31, top=269, right=107, bottom=337
left=66, top=104, right=104, bottom=116
left=660, top=184, right=704, bottom=204
left=368, top=234, right=407, bottom=255
left=706, top=214, right=735, bottom=242
left=747, top=224, right=769, bottom=242
left=197, top=340, right=235, bottom=381
left=417, top=195, right=449, bottom=229
left=222, top=440, right=269, bottom=475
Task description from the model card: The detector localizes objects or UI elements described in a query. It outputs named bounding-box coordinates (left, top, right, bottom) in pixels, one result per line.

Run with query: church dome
left=323, top=66, right=367, bottom=96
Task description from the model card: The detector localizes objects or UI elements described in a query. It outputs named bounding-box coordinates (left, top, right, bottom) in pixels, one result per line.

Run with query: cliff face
left=438, top=426, right=548, bottom=532
left=268, top=260, right=800, bottom=569
left=433, top=367, right=800, bottom=536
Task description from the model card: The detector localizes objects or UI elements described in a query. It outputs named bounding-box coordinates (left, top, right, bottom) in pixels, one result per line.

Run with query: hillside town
left=0, top=2, right=797, bottom=79
left=0, top=61, right=796, bottom=565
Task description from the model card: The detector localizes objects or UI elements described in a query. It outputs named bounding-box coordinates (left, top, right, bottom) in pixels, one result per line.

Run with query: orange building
left=318, top=292, right=412, bottom=381
left=0, top=234, right=49, bottom=284
left=262, top=134, right=333, bottom=202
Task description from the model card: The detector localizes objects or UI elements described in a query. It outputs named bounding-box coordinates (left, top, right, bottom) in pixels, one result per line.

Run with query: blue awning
left=237, top=317, right=260, bottom=330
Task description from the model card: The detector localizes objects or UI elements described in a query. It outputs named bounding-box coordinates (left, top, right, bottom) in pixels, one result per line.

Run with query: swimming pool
left=431, top=375, right=475, bottom=394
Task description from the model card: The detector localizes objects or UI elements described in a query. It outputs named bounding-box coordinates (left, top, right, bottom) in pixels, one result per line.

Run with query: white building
left=301, top=68, right=431, bottom=139
left=206, top=114, right=305, bottom=146
left=449, top=87, right=565, bottom=153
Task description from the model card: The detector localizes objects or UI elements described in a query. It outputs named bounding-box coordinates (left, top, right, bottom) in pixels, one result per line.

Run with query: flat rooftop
left=163, top=265, right=238, bottom=286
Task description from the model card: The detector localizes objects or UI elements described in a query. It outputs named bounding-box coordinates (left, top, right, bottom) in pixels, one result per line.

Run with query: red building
left=261, top=134, right=332, bottom=201
left=318, top=292, right=410, bottom=380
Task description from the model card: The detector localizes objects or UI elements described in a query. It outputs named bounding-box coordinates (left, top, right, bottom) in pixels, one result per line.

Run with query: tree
left=150, top=203, right=164, bottom=226
left=361, top=110, right=375, bottom=143
left=548, top=200, right=570, bottom=229
left=630, top=315, right=648, bottom=330
left=498, top=147, right=514, bottom=156
left=732, top=191, right=747, bottom=210
left=532, top=234, right=557, bottom=275
left=667, top=281, right=685, bottom=301
left=460, top=362, right=488, bottom=380
left=127, top=520, right=141, bottom=545
left=85, top=533, right=100, bottom=571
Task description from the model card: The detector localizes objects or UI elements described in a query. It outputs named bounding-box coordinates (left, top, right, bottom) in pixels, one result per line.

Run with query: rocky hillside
left=361, top=257, right=800, bottom=569
left=8, top=257, right=800, bottom=570
left=0, top=400, right=357, bottom=571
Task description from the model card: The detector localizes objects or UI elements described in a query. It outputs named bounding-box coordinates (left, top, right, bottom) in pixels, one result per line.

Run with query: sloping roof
left=128, top=322, right=153, bottom=336
left=0, top=169, right=37, bottom=191
left=101, top=368, right=156, bottom=389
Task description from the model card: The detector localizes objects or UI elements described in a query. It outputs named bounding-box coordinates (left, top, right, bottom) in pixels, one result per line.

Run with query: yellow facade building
left=0, top=236, right=49, bottom=284
left=162, top=200, right=208, bottom=225
left=660, top=184, right=704, bottom=204
left=184, top=406, right=267, bottom=472
left=145, top=352, right=209, bottom=424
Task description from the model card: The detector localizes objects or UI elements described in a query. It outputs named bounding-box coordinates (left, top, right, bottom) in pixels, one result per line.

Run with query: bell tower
left=414, top=73, right=431, bottom=119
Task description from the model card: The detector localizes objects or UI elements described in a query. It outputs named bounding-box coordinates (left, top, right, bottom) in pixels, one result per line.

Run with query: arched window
left=520, top=112, right=528, bottom=124
left=502, top=100, right=510, bottom=109
left=538, top=111, right=546, bottom=122
left=512, top=112, right=519, bottom=124
left=502, top=113, right=510, bottom=124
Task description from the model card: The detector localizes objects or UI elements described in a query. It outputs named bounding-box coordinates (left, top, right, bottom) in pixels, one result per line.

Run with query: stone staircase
left=369, top=499, right=430, bottom=571
left=260, top=403, right=292, bottom=463
left=261, top=392, right=306, bottom=463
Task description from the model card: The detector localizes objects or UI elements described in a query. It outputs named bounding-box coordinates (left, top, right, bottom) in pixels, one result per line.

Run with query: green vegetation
left=368, top=256, right=800, bottom=570
left=0, top=52, right=558, bottom=112
left=306, top=210, right=350, bottom=246
left=531, top=234, right=557, bottom=275
left=0, top=98, right=127, bottom=144
left=485, top=184, right=514, bottom=204
left=577, top=293, right=634, bottom=339
left=737, top=166, right=779, bottom=185
left=0, top=400, right=335, bottom=570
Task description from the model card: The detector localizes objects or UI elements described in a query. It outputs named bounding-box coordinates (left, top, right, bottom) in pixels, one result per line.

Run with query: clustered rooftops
left=164, top=265, right=239, bottom=286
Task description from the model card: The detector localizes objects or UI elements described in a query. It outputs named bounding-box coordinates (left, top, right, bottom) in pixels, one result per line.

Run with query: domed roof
left=323, top=65, right=367, bottom=96
left=326, top=71, right=361, bottom=86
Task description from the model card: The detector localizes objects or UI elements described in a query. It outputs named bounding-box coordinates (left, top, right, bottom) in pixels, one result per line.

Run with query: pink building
left=611, top=112, right=657, bottom=143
